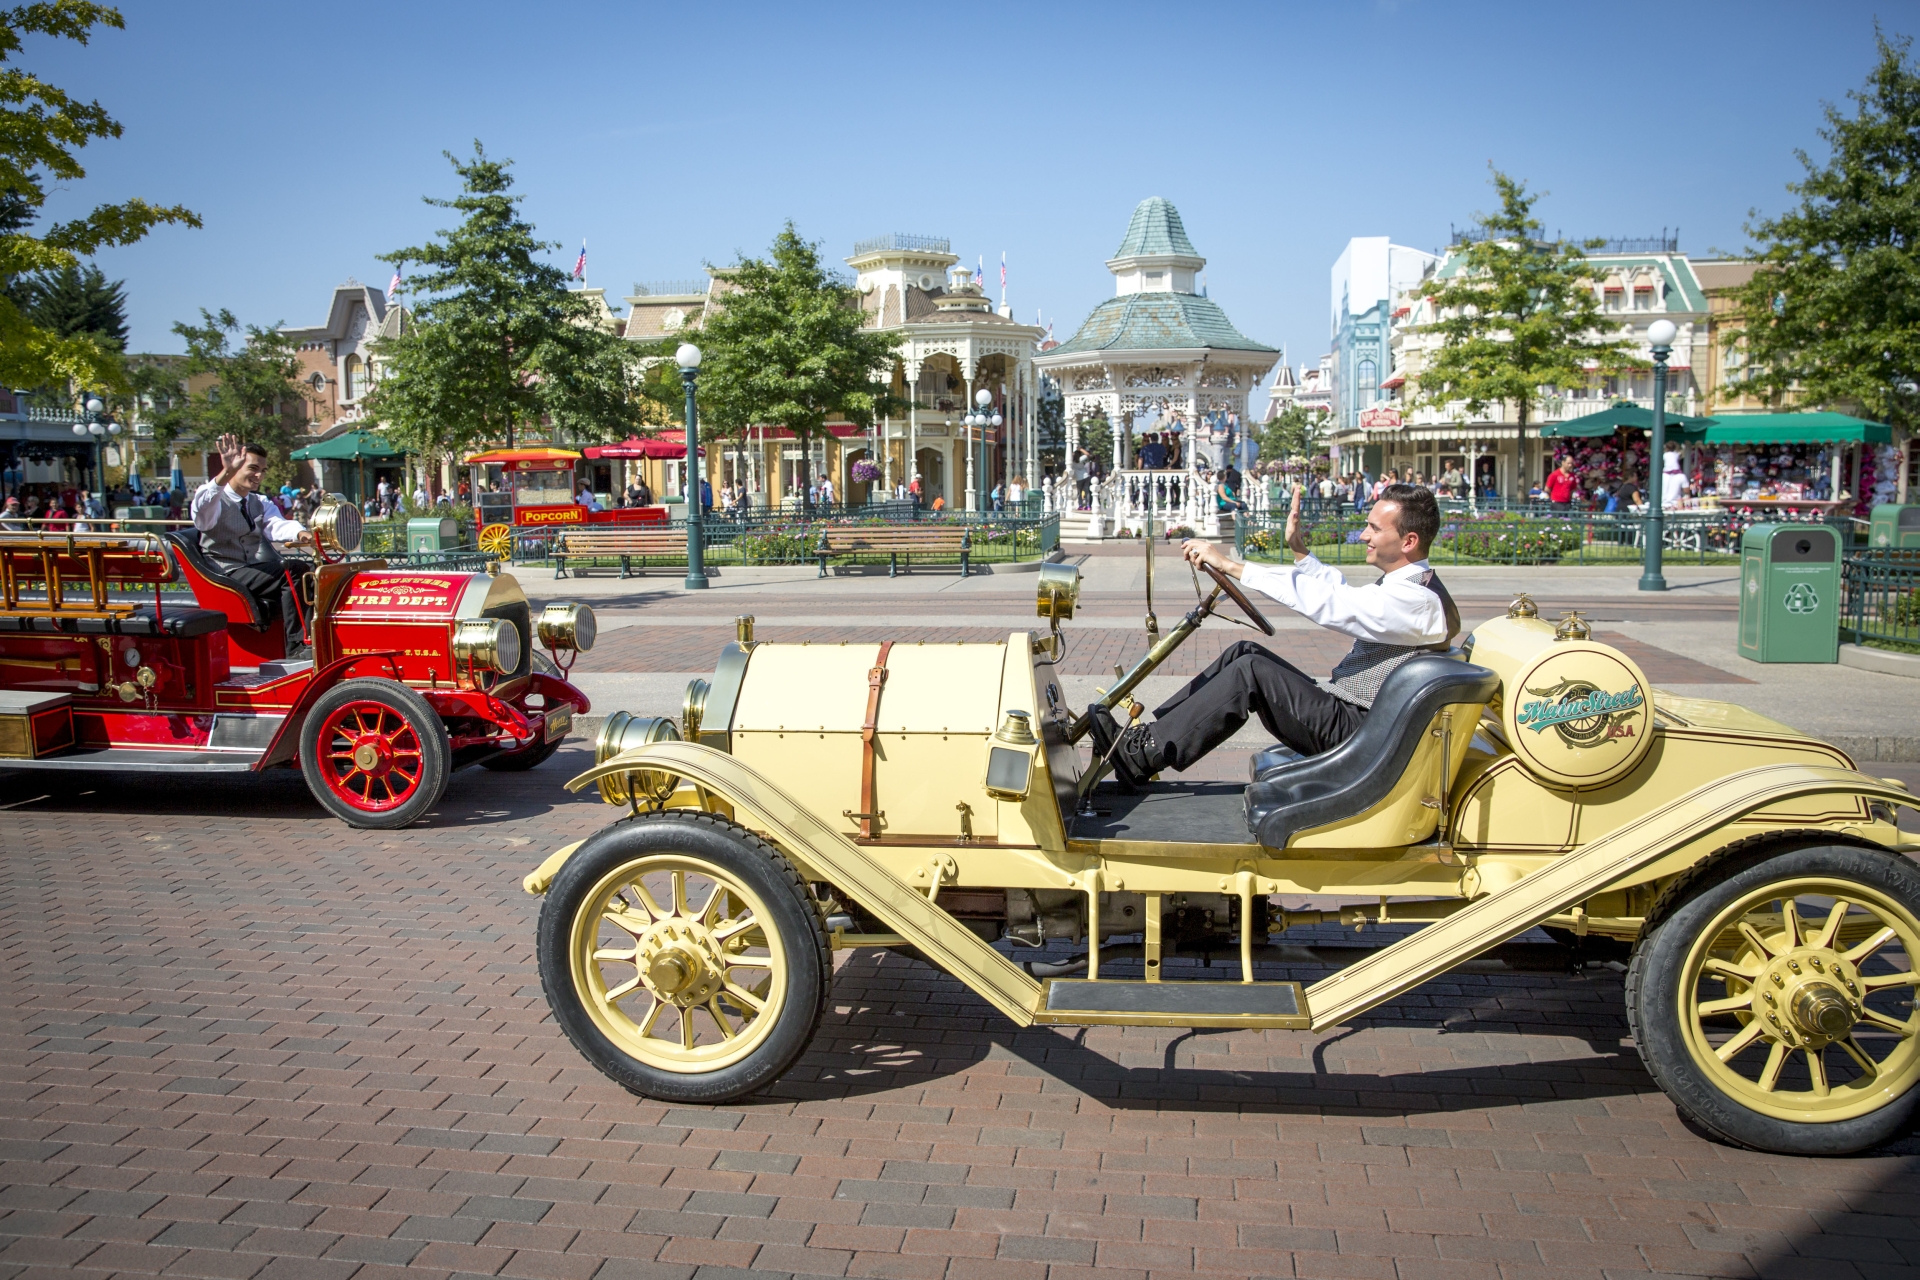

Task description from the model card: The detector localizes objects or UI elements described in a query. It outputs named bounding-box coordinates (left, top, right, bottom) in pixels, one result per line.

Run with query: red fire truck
left=0, top=503, right=595, bottom=828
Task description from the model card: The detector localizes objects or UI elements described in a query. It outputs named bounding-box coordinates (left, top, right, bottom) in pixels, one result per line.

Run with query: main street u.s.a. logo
left=1515, top=679, right=1645, bottom=747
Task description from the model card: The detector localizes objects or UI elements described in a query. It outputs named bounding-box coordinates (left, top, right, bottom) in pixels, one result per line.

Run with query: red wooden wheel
left=299, top=679, right=451, bottom=828
left=316, top=700, right=427, bottom=811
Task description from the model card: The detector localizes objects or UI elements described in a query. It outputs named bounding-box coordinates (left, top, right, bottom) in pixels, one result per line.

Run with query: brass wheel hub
left=352, top=742, right=386, bottom=773
left=636, top=921, right=725, bottom=1007
left=1755, top=950, right=1864, bottom=1047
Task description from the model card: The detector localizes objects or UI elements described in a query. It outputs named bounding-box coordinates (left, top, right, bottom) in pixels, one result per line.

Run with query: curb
left=1839, top=642, right=1920, bottom=681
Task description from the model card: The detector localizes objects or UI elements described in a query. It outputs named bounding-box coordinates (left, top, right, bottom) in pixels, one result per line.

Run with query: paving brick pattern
left=5, top=751, right=1918, bottom=1280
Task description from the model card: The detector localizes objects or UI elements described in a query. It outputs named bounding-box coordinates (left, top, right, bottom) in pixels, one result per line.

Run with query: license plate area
left=544, top=708, right=572, bottom=742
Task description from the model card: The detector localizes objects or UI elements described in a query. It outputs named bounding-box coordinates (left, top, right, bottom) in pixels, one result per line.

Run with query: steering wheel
left=1200, top=560, right=1275, bottom=635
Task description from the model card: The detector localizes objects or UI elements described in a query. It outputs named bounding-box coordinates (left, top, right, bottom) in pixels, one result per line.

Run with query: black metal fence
left=1234, top=508, right=1852, bottom=567
left=1842, top=551, right=1920, bottom=651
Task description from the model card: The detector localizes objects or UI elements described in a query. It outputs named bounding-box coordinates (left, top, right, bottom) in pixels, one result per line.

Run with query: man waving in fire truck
left=190, top=434, right=315, bottom=660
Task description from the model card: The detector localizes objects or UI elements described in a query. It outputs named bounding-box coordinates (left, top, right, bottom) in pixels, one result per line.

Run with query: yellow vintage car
left=523, top=562, right=1920, bottom=1156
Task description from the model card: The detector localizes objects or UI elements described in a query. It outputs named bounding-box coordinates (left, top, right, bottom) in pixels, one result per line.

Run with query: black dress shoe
left=1112, top=723, right=1161, bottom=790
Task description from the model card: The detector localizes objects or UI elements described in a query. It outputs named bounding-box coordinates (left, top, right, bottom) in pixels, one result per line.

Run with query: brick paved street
left=6, top=743, right=1920, bottom=1280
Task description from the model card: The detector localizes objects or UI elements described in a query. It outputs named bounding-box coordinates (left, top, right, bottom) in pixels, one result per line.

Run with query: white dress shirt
left=1238, top=554, right=1448, bottom=647
left=190, top=482, right=307, bottom=541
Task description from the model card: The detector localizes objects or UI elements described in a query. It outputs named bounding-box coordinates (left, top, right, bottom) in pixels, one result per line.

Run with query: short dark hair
left=241, top=442, right=269, bottom=460
left=1376, top=483, right=1440, bottom=552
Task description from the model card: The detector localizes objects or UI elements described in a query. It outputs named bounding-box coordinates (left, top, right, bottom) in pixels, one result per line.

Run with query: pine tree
left=15, top=262, right=128, bottom=348
left=1413, top=170, right=1641, bottom=494
left=1729, top=29, right=1920, bottom=431
left=694, top=223, right=901, bottom=511
left=366, top=144, right=647, bottom=457
left=0, top=3, right=198, bottom=391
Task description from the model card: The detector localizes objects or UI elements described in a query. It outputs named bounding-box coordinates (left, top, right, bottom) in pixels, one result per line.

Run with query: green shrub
left=1438, top=513, right=1581, bottom=563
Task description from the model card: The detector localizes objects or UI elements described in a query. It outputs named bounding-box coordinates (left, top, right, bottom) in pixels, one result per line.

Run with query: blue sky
left=26, top=0, right=1909, bottom=402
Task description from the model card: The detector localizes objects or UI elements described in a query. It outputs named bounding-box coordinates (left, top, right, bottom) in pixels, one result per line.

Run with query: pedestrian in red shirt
left=1544, top=456, right=1579, bottom=508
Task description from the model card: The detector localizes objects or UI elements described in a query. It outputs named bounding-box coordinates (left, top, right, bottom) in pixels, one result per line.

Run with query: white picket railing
left=1041, top=469, right=1270, bottom=539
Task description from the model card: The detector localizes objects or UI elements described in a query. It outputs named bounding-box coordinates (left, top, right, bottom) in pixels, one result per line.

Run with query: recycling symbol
left=1783, top=582, right=1819, bottom=615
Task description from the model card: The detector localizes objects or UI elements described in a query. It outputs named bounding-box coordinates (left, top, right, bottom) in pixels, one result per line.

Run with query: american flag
left=573, top=242, right=587, bottom=280
left=387, top=266, right=403, bottom=299
left=999, top=252, right=1006, bottom=292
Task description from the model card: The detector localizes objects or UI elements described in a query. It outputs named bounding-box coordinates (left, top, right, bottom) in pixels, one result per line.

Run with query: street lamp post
left=70, top=391, right=119, bottom=510
left=962, top=388, right=1002, bottom=513
left=1638, top=319, right=1677, bottom=593
left=676, top=343, right=708, bottom=590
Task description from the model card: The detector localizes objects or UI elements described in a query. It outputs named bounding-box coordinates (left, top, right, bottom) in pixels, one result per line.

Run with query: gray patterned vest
left=1323, top=568, right=1462, bottom=708
left=199, top=487, right=273, bottom=573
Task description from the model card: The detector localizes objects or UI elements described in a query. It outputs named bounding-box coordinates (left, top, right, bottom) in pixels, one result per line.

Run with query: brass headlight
left=682, top=679, right=710, bottom=740
left=1036, top=562, right=1080, bottom=621
left=538, top=602, right=596, bottom=652
left=310, top=496, right=363, bottom=554
left=594, top=710, right=683, bottom=806
left=453, top=616, right=520, bottom=675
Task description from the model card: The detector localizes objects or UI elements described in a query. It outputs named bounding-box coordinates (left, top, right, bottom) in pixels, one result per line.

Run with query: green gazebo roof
left=290, top=428, right=405, bottom=461
left=1112, top=197, right=1199, bottom=259
left=1044, top=292, right=1276, bottom=356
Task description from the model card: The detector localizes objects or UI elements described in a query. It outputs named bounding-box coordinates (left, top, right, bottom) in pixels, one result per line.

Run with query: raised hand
left=217, top=433, right=246, bottom=477
left=1284, top=484, right=1309, bottom=557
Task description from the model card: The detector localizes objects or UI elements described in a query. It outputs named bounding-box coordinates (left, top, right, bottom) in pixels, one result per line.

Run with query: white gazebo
left=1034, top=197, right=1278, bottom=534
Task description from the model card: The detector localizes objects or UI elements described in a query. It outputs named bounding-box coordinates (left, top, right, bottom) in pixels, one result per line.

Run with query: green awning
left=291, top=429, right=406, bottom=461
left=1702, top=412, right=1893, bottom=445
left=1540, top=404, right=1714, bottom=440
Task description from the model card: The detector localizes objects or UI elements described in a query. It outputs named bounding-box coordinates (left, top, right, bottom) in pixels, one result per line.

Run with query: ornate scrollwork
left=1073, top=369, right=1112, bottom=391
left=1199, top=370, right=1238, bottom=388
left=1124, top=366, right=1184, bottom=388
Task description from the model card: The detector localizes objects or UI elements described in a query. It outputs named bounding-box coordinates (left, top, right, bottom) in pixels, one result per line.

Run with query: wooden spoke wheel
left=537, top=813, right=830, bottom=1103
left=299, top=679, right=450, bottom=828
left=478, top=523, right=513, bottom=559
left=1628, top=841, right=1920, bottom=1153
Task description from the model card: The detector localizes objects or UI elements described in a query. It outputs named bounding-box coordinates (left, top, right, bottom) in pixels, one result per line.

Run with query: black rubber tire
left=299, top=678, right=451, bottom=829
left=537, top=812, right=831, bottom=1104
left=1626, top=840, right=1920, bottom=1155
left=479, top=735, right=563, bottom=772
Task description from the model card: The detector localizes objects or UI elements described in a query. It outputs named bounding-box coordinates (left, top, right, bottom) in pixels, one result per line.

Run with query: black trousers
left=224, top=557, right=314, bottom=652
left=1151, top=640, right=1366, bottom=770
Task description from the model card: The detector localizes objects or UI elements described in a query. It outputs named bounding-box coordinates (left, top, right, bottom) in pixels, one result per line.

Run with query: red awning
left=583, top=436, right=692, bottom=459
left=1379, top=373, right=1406, bottom=389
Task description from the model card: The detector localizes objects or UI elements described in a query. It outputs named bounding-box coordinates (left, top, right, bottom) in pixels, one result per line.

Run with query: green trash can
left=407, top=516, right=462, bottom=554
left=1738, top=523, right=1840, bottom=663
left=113, top=505, right=167, bottom=523
left=1868, top=503, right=1920, bottom=550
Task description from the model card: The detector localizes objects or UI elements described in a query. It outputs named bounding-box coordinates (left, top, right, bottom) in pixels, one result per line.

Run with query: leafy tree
left=1414, top=170, right=1641, bottom=494
left=10, top=261, right=126, bottom=347
left=142, top=309, right=312, bottom=485
left=695, top=223, right=901, bottom=510
left=366, top=143, right=648, bottom=457
left=1259, top=402, right=1322, bottom=466
left=1728, top=29, right=1920, bottom=431
left=1075, top=411, right=1112, bottom=470
left=0, top=2, right=199, bottom=392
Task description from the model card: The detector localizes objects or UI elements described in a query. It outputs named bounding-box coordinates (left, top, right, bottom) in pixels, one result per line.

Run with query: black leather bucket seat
left=1245, top=653, right=1499, bottom=850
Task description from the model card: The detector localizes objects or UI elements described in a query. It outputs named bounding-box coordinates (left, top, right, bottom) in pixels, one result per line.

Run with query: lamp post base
left=683, top=573, right=709, bottom=591
left=1637, top=572, right=1667, bottom=592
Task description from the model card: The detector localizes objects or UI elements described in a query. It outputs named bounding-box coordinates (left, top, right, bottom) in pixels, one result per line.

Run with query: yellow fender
left=554, top=740, right=1045, bottom=1025
left=1307, top=763, right=1919, bottom=1029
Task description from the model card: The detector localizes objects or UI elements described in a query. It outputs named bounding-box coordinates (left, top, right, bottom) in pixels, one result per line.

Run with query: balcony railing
left=630, top=279, right=706, bottom=298
left=852, top=233, right=951, bottom=256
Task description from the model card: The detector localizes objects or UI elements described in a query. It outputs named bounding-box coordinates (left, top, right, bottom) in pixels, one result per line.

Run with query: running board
left=0, top=746, right=262, bottom=773
left=1034, top=978, right=1309, bottom=1028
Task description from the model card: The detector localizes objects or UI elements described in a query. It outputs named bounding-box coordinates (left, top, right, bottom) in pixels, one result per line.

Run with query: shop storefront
left=289, top=429, right=407, bottom=508
left=1696, top=413, right=1896, bottom=518
left=1540, top=404, right=1712, bottom=505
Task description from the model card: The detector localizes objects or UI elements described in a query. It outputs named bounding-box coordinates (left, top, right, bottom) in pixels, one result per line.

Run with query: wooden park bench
left=815, top=524, right=971, bottom=578
left=554, top=528, right=690, bottom=579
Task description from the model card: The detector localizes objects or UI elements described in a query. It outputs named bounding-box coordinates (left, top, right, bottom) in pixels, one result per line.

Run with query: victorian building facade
left=1034, top=198, right=1278, bottom=475
left=1337, top=240, right=1709, bottom=496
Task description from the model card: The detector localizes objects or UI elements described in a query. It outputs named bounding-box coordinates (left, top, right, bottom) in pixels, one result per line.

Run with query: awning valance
left=582, top=434, right=702, bottom=460
left=291, top=429, right=405, bottom=461
left=1702, top=412, right=1893, bottom=445
left=1540, top=404, right=1713, bottom=440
